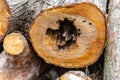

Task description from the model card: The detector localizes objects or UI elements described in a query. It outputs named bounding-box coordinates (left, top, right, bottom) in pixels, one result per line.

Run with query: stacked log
left=0, top=32, right=41, bottom=80
left=30, top=2, right=107, bottom=68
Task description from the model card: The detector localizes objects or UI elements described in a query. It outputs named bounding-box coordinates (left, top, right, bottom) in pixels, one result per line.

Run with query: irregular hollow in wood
left=3, top=32, right=27, bottom=55
left=57, top=71, right=92, bottom=80
left=0, top=32, right=40, bottom=80
left=30, top=2, right=107, bottom=68
left=0, top=0, right=11, bottom=41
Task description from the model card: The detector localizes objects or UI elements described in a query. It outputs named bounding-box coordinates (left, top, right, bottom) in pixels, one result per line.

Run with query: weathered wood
left=5, top=0, right=107, bottom=35
left=6, top=0, right=107, bottom=18
left=104, top=0, right=120, bottom=80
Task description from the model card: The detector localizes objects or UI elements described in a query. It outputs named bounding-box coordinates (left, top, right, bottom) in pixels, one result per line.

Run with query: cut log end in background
left=30, top=2, right=107, bottom=68
left=57, top=71, right=92, bottom=80
left=0, top=0, right=11, bottom=41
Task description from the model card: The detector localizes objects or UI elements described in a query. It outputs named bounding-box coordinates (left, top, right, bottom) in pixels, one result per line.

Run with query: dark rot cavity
left=46, top=18, right=81, bottom=50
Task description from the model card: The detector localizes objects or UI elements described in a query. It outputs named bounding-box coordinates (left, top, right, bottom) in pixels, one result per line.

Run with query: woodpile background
left=0, top=0, right=120, bottom=80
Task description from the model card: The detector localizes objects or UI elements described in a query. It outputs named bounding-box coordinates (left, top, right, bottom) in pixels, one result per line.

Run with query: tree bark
left=6, top=0, right=107, bottom=18
left=104, top=0, right=120, bottom=80
left=5, top=0, right=107, bottom=35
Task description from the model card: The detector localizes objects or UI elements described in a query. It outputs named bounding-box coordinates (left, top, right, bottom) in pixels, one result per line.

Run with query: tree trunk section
left=29, top=2, right=107, bottom=68
left=104, top=0, right=120, bottom=80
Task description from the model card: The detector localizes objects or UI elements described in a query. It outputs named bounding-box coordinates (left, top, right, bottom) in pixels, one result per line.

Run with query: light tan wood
left=57, top=71, right=92, bottom=80
left=30, top=2, right=107, bottom=68
left=3, top=32, right=27, bottom=55
left=0, top=0, right=11, bottom=41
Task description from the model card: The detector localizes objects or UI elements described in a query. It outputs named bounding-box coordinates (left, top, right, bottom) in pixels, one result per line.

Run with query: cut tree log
left=57, top=71, right=92, bottom=80
left=30, top=2, right=107, bottom=68
left=3, top=32, right=27, bottom=55
left=0, top=32, right=41, bottom=80
left=104, top=0, right=120, bottom=80
left=0, top=0, right=11, bottom=41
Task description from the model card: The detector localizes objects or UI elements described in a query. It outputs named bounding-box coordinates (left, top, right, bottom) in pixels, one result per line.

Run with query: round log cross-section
left=0, top=0, right=11, bottom=41
left=57, top=71, right=92, bottom=80
left=30, top=2, right=107, bottom=68
left=3, top=32, right=27, bottom=55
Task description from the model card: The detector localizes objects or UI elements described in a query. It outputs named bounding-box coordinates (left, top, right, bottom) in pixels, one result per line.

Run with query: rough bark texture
left=5, top=0, right=107, bottom=36
left=104, top=0, right=120, bottom=80
left=6, top=0, right=107, bottom=18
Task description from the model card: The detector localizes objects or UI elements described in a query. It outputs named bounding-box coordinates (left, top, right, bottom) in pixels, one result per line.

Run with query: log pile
left=0, top=0, right=109, bottom=80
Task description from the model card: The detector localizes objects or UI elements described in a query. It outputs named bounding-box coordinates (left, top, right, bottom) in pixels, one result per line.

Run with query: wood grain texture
left=30, top=3, right=107, bottom=68
left=3, top=32, right=27, bottom=55
left=104, top=0, right=120, bottom=80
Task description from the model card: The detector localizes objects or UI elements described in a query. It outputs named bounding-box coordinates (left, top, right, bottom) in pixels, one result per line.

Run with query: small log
left=3, top=32, right=27, bottom=55
left=0, top=0, right=11, bottom=41
left=30, top=2, right=107, bottom=68
left=57, top=71, right=92, bottom=80
left=0, top=32, right=40, bottom=80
